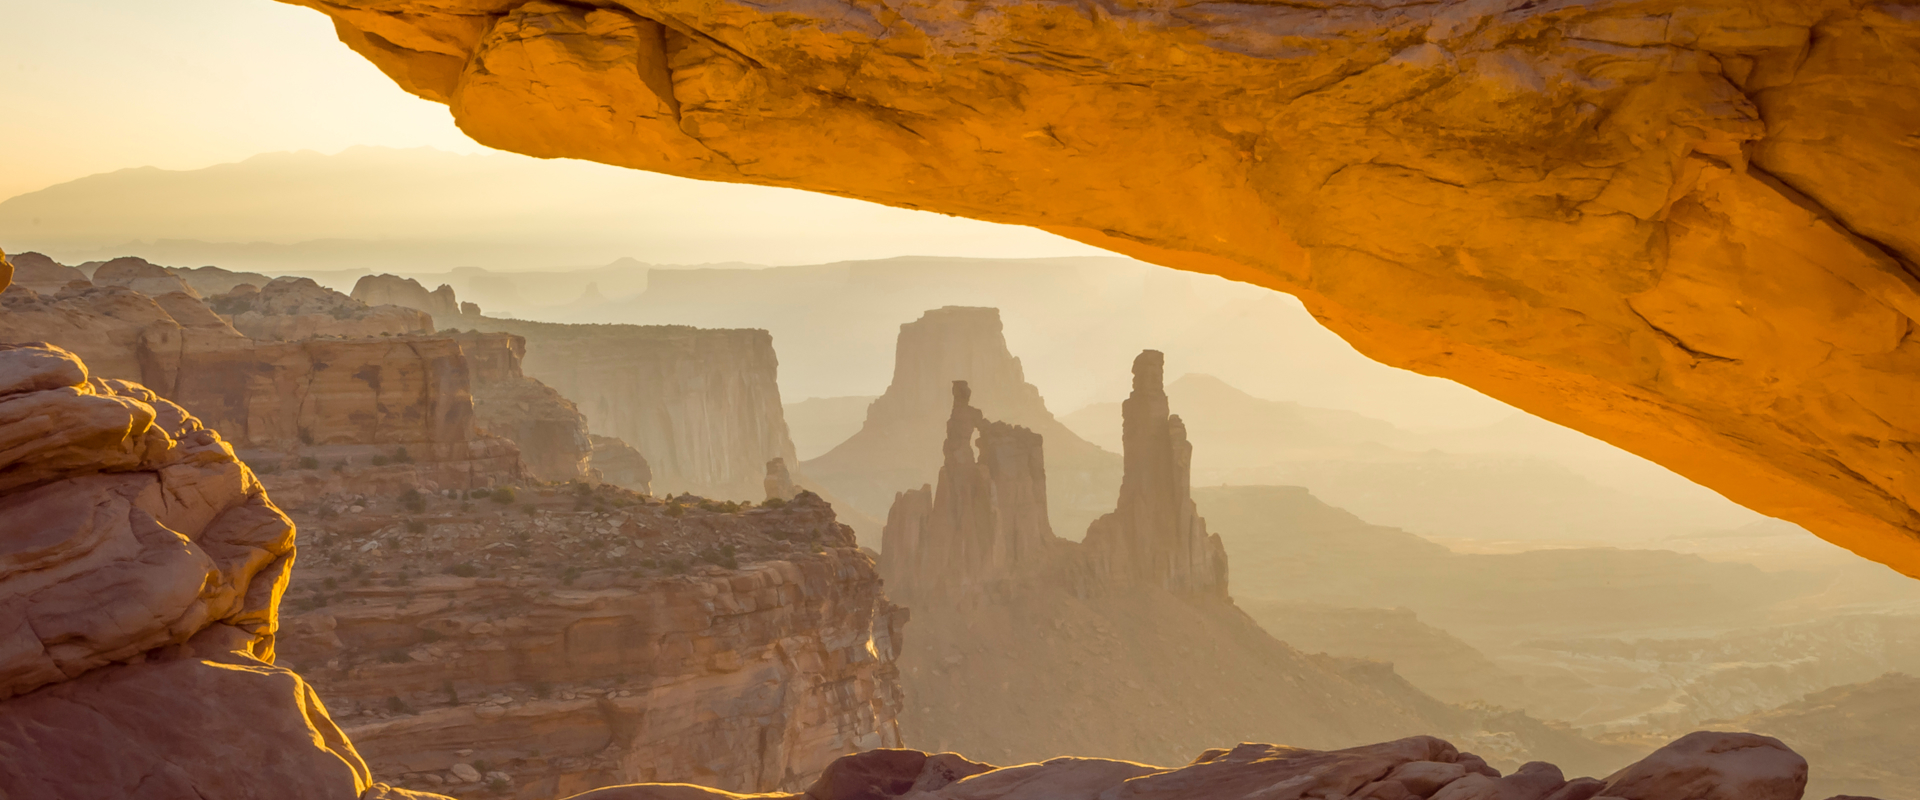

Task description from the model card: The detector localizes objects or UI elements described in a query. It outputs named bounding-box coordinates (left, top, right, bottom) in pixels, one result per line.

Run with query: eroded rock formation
left=1082, top=351, right=1227, bottom=599
left=566, top=730, right=1814, bottom=800
left=0, top=276, right=525, bottom=502
left=806, top=307, right=1120, bottom=540
left=276, top=486, right=905, bottom=797
left=463, top=317, right=799, bottom=501
left=215, top=276, right=434, bottom=340
left=0, top=343, right=383, bottom=798
left=5, top=251, right=87, bottom=294
left=92, top=256, right=199, bottom=298
left=879, top=381, right=1058, bottom=598
left=352, top=273, right=470, bottom=324
left=766, top=456, right=798, bottom=501
left=452, top=330, right=602, bottom=483
left=590, top=434, right=654, bottom=493
left=284, top=0, right=1920, bottom=576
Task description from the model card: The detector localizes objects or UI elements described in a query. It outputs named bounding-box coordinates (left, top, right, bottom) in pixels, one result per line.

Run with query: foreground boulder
left=0, top=342, right=374, bottom=798
left=565, top=730, right=1816, bottom=800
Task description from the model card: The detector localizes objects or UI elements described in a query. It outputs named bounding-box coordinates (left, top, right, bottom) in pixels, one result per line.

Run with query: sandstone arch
left=274, top=0, right=1920, bottom=574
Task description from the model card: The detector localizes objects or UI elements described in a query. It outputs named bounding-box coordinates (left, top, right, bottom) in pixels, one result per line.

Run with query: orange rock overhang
left=271, top=0, right=1920, bottom=575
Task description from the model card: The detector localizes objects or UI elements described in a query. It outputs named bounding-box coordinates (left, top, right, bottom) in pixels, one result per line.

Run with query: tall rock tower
left=806, top=307, right=1120, bottom=537
left=880, top=381, right=1057, bottom=600
left=1082, top=350, right=1229, bottom=599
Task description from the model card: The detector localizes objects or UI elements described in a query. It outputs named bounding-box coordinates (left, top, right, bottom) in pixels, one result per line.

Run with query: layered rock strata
left=287, top=0, right=1920, bottom=577
left=462, top=317, right=799, bottom=501
left=568, top=730, right=1818, bottom=800
left=0, top=275, right=525, bottom=503
left=805, top=307, right=1121, bottom=541
left=0, top=343, right=392, bottom=799
left=277, top=485, right=905, bottom=797
left=452, top=331, right=603, bottom=483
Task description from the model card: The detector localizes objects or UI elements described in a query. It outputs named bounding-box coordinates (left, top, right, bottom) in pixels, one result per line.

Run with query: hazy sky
left=0, top=0, right=1104, bottom=263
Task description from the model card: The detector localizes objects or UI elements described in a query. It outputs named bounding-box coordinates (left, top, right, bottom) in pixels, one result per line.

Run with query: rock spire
left=1083, top=350, right=1228, bottom=599
left=879, top=381, right=1055, bottom=599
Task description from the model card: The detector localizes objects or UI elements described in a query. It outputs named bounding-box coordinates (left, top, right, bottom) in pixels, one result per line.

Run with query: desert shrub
left=762, top=497, right=786, bottom=509
left=393, top=446, right=414, bottom=464
left=490, top=487, right=515, bottom=505
left=385, top=695, right=411, bottom=713
left=443, top=680, right=459, bottom=704
left=371, top=455, right=389, bottom=466
left=665, top=504, right=685, bottom=518
left=380, top=650, right=407, bottom=665
left=699, top=546, right=738, bottom=570
left=469, top=488, right=492, bottom=499
left=532, top=682, right=552, bottom=699
left=420, top=628, right=444, bottom=643
left=299, top=456, right=320, bottom=470
left=487, top=777, right=509, bottom=794
left=322, top=577, right=339, bottom=590
left=561, top=566, right=583, bottom=586
left=406, top=520, right=427, bottom=534
left=446, top=562, right=480, bottom=578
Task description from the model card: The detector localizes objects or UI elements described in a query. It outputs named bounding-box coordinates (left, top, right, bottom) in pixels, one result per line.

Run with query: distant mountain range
left=0, top=145, right=1099, bottom=271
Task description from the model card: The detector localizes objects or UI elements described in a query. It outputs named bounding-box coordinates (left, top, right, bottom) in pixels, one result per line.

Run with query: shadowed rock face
left=279, top=0, right=1920, bottom=576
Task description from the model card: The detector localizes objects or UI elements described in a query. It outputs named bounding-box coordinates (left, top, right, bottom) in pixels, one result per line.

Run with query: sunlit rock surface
left=281, top=0, right=1920, bottom=576
left=0, top=342, right=377, bottom=799
left=217, top=276, right=434, bottom=340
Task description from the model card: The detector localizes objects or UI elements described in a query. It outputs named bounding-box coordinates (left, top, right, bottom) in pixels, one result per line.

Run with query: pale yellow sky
left=1, top=0, right=486, bottom=201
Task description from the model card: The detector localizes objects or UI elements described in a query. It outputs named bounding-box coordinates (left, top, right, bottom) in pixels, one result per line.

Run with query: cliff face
left=0, top=279, right=525, bottom=502
left=1081, top=351, right=1228, bottom=599
left=0, top=343, right=380, bottom=798
left=452, top=331, right=602, bottom=484
left=805, top=307, right=1120, bottom=541
left=276, top=487, right=904, bottom=797
left=588, top=434, right=653, bottom=494
left=464, top=317, right=798, bottom=501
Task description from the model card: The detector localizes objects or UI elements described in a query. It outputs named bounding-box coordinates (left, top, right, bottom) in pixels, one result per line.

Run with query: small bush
left=561, top=566, right=583, bottom=586
left=371, top=455, right=390, bottom=466
left=487, top=777, right=509, bottom=794
left=406, top=520, right=427, bottom=534
left=533, top=682, right=552, bottom=699
left=380, top=650, right=408, bottom=665
left=385, top=695, right=411, bottom=713
left=299, top=456, right=320, bottom=470
left=446, top=562, right=480, bottom=578
left=420, top=628, right=444, bottom=643
left=469, top=488, right=492, bottom=499
left=490, top=487, right=516, bottom=505
left=322, top=577, right=338, bottom=590
left=297, top=428, right=314, bottom=446
left=443, top=680, right=459, bottom=704
left=393, top=446, right=414, bottom=464
left=762, top=497, right=786, bottom=509
left=665, top=504, right=685, bottom=518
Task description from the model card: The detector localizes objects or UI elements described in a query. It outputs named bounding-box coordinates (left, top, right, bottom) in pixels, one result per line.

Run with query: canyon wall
left=0, top=275, right=525, bottom=500
left=806, top=306, right=1121, bottom=540
left=276, top=485, right=905, bottom=798
left=463, top=316, right=798, bottom=501
left=285, top=0, right=1920, bottom=577
left=451, top=330, right=604, bottom=484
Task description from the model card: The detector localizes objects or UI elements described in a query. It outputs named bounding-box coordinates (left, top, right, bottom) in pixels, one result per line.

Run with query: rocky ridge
left=354, top=273, right=474, bottom=323
left=451, top=330, right=606, bottom=484
left=277, top=485, right=905, bottom=798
